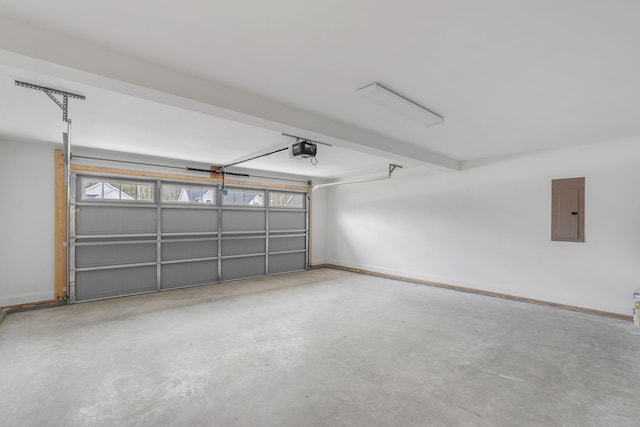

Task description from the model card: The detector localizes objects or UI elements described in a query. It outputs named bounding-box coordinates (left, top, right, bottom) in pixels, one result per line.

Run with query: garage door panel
left=162, top=209, right=217, bottom=233
left=269, top=253, right=306, bottom=274
left=269, top=236, right=305, bottom=252
left=76, top=206, right=156, bottom=235
left=269, top=211, right=305, bottom=231
left=221, top=256, right=265, bottom=281
left=161, top=261, right=217, bottom=289
left=222, top=210, right=265, bottom=232
left=76, top=266, right=156, bottom=301
left=162, top=240, right=217, bottom=261
left=221, top=238, right=265, bottom=256
left=76, top=243, right=156, bottom=268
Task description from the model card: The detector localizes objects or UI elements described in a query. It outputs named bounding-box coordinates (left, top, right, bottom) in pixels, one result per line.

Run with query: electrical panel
left=552, top=177, right=585, bottom=242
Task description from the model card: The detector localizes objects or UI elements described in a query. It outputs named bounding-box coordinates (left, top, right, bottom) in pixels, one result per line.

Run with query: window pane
left=81, top=178, right=155, bottom=202
left=162, top=184, right=185, bottom=202
left=162, top=184, right=215, bottom=204
left=137, top=184, right=153, bottom=201
left=248, top=191, right=264, bottom=206
left=223, top=189, right=265, bottom=206
left=119, top=183, right=136, bottom=200
left=222, top=191, right=234, bottom=204
left=189, top=188, right=201, bottom=202
left=222, top=190, right=243, bottom=205
left=270, top=192, right=304, bottom=208
left=82, top=180, right=103, bottom=199
left=189, top=187, right=216, bottom=203
left=103, top=182, right=124, bottom=199
left=200, top=189, right=215, bottom=204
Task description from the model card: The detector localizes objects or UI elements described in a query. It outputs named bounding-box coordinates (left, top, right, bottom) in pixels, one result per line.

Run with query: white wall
left=0, top=140, right=57, bottom=306
left=326, top=137, right=640, bottom=316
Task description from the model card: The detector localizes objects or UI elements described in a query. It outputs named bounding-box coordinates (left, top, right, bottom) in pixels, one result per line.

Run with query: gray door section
left=71, top=175, right=308, bottom=302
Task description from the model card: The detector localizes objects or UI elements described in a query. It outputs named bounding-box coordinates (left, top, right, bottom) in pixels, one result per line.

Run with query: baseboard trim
left=312, top=263, right=632, bottom=321
left=1, top=299, right=67, bottom=314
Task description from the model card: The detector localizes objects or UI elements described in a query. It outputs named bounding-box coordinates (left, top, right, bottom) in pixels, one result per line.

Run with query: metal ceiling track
left=223, top=134, right=333, bottom=170
left=222, top=146, right=290, bottom=168
left=16, top=80, right=86, bottom=304
left=311, top=164, right=402, bottom=192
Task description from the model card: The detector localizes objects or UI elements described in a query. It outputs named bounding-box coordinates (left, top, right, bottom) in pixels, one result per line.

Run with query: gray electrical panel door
left=71, top=175, right=308, bottom=302
left=551, top=177, right=585, bottom=242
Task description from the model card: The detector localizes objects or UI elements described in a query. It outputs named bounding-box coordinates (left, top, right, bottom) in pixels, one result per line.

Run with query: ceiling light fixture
left=356, top=82, right=443, bottom=127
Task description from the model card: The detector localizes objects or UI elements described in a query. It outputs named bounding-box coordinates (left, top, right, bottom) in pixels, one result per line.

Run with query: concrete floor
left=1, top=268, right=639, bottom=426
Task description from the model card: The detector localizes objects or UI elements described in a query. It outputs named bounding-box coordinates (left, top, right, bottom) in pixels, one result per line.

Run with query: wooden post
left=54, top=149, right=67, bottom=300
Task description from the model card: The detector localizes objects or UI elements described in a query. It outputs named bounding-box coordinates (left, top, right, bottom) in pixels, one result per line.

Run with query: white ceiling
left=1, top=0, right=640, bottom=175
left=0, top=64, right=391, bottom=179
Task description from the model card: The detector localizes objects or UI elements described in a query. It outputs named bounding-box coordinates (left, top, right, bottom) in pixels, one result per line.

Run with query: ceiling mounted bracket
left=282, top=133, right=333, bottom=147
left=15, top=80, right=85, bottom=123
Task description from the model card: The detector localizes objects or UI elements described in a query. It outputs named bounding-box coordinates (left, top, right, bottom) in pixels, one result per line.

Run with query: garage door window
left=269, top=192, right=304, bottom=208
left=223, top=189, right=265, bottom=206
left=161, top=184, right=216, bottom=204
left=81, top=178, right=154, bottom=202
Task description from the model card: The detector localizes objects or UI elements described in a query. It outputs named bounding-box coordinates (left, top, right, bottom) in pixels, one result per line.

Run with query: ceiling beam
left=0, top=15, right=460, bottom=171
